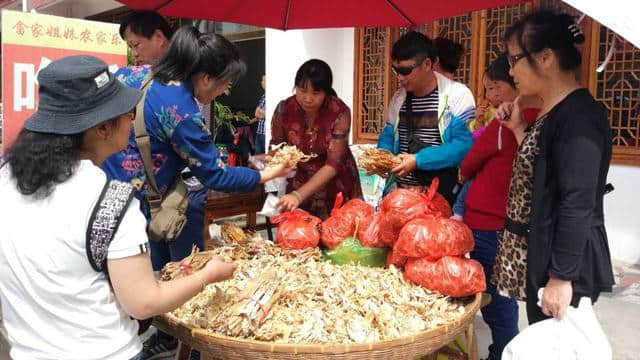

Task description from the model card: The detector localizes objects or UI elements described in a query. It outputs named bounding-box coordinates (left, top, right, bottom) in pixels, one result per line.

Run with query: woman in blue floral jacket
left=103, top=27, right=289, bottom=268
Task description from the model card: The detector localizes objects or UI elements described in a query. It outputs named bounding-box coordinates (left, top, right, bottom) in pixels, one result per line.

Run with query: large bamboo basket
left=155, top=292, right=481, bottom=360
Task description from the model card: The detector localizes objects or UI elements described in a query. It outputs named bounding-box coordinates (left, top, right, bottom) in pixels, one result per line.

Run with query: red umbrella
left=117, top=0, right=526, bottom=30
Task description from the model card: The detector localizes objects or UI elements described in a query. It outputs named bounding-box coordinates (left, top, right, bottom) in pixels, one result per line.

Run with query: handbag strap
left=86, top=180, right=136, bottom=275
left=132, top=73, right=163, bottom=211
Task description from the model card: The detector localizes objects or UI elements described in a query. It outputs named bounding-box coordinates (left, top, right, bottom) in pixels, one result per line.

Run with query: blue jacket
left=377, top=72, right=475, bottom=171
left=102, top=66, right=260, bottom=217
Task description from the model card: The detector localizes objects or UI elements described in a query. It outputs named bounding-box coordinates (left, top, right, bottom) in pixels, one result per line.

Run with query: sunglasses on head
left=392, top=57, right=426, bottom=76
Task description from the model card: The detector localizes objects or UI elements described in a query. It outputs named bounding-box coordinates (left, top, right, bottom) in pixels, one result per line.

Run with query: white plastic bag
left=258, top=193, right=281, bottom=217
left=502, top=288, right=612, bottom=360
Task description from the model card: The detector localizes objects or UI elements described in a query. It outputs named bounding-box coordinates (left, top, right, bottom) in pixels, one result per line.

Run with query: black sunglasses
left=392, top=57, right=426, bottom=76
left=508, top=52, right=528, bottom=68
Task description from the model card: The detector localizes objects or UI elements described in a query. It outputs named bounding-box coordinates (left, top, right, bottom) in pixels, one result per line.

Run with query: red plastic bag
left=404, top=256, right=486, bottom=297
left=271, top=209, right=321, bottom=250
left=321, top=194, right=374, bottom=249
left=395, top=216, right=474, bottom=259
left=430, top=193, right=452, bottom=218
left=386, top=249, right=408, bottom=268
left=406, top=178, right=452, bottom=217
left=340, top=198, right=374, bottom=221
left=380, top=189, right=431, bottom=229
left=357, top=213, right=396, bottom=248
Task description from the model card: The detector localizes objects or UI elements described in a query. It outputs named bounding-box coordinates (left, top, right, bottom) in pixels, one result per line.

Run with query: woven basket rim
left=161, top=292, right=481, bottom=354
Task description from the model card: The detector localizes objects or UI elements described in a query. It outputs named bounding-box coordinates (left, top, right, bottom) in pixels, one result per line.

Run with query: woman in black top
left=492, top=9, right=614, bottom=324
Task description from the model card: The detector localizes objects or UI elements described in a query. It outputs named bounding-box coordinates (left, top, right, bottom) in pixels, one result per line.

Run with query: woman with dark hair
left=0, top=55, right=236, bottom=360
left=102, top=26, right=290, bottom=358
left=451, top=53, right=541, bottom=360
left=493, top=9, right=614, bottom=324
left=271, top=59, right=362, bottom=218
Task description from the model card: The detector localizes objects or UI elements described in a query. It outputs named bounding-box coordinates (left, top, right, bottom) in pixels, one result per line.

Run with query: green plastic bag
left=323, top=236, right=389, bottom=268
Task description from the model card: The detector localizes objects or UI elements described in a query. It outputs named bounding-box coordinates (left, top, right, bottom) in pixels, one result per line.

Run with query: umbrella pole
left=283, top=0, right=292, bottom=30
left=154, top=0, right=176, bottom=11
left=385, top=0, right=416, bottom=28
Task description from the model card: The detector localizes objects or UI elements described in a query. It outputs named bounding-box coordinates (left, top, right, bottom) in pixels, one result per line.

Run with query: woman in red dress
left=272, top=59, right=362, bottom=219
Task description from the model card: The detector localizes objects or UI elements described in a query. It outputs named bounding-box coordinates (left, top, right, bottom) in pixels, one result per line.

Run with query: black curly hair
left=4, top=128, right=83, bottom=197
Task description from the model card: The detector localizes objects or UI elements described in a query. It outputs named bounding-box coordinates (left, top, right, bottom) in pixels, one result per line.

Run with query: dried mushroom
left=165, top=240, right=467, bottom=344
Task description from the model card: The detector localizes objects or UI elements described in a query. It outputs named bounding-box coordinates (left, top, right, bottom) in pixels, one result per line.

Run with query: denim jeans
left=470, top=230, right=519, bottom=360
left=255, top=133, right=266, bottom=154
left=452, top=180, right=472, bottom=217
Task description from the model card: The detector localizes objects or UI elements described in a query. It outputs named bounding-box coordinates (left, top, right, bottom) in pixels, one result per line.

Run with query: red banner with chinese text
left=1, top=10, right=127, bottom=151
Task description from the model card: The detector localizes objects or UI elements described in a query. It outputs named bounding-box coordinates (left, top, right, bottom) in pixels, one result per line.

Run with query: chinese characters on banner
left=1, top=10, right=127, bottom=151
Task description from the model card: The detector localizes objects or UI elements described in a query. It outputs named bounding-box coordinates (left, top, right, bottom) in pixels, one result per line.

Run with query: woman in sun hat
left=0, top=55, right=236, bottom=360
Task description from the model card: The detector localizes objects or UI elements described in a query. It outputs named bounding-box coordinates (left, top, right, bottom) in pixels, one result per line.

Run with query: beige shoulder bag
left=133, top=74, right=189, bottom=242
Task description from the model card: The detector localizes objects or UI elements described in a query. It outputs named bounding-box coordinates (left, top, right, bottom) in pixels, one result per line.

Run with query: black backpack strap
left=86, top=180, right=136, bottom=276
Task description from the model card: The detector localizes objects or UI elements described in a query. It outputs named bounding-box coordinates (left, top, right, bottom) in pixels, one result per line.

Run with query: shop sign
left=1, top=10, right=127, bottom=150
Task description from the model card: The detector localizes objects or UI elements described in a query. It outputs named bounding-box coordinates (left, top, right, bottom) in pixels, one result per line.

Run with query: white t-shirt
left=0, top=160, right=149, bottom=360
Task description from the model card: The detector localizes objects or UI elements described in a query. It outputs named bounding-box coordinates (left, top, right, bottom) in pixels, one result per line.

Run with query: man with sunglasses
left=377, top=31, right=476, bottom=205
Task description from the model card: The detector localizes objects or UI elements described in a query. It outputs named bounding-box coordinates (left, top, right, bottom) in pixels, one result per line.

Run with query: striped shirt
left=398, top=89, right=441, bottom=186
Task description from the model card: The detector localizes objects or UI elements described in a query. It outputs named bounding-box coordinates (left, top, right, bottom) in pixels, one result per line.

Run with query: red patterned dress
left=271, top=95, right=362, bottom=219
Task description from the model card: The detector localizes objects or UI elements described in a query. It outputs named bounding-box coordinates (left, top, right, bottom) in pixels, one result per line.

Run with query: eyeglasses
left=392, top=57, right=425, bottom=76
left=508, top=52, right=528, bottom=68
left=125, top=108, right=136, bottom=120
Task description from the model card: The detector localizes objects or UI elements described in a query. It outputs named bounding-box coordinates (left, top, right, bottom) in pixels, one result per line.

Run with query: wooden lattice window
left=589, top=25, right=640, bottom=165
left=477, top=4, right=531, bottom=95
left=353, top=28, right=393, bottom=143
left=353, top=0, right=640, bottom=166
left=433, top=13, right=478, bottom=90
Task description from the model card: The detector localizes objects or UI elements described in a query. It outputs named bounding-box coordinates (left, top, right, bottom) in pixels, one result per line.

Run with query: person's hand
left=248, top=154, right=267, bottom=170
left=202, top=256, right=237, bottom=283
left=255, top=107, right=265, bottom=119
left=259, top=156, right=294, bottom=183
left=450, top=214, right=463, bottom=221
left=541, top=276, right=573, bottom=320
left=276, top=193, right=301, bottom=212
left=497, top=96, right=528, bottom=133
left=458, top=168, right=467, bottom=184
left=476, top=98, right=489, bottom=121
left=391, top=153, right=417, bottom=178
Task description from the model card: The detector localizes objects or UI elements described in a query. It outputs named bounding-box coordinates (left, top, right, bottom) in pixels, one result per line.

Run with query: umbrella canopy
left=117, top=0, right=525, bottom=30
left=562, top=0, right=639, bottom=49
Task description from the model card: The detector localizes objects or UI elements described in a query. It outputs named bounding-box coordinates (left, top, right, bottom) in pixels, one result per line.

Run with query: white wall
left=264, top=28, right=354, bottom=146
left=604, top=164, right=640, bottom=265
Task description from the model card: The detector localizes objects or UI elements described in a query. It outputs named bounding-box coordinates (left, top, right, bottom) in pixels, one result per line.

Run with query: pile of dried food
left=164, top=240, right=468, bottom=344
left=357, top=147, right=400, bottom=176
left=266, top=143, right=317, bottom=168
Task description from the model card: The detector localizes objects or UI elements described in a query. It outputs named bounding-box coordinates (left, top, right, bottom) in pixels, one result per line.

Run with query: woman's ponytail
left=153, top=26, right=202, bottom=83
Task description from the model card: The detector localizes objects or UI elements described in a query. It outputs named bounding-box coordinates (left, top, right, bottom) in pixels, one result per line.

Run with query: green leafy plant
left=213, top=102, right=251, bottom=143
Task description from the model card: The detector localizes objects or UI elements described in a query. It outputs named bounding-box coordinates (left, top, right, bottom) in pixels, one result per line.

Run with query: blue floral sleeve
left=145, top=81, right=261, bottom=193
